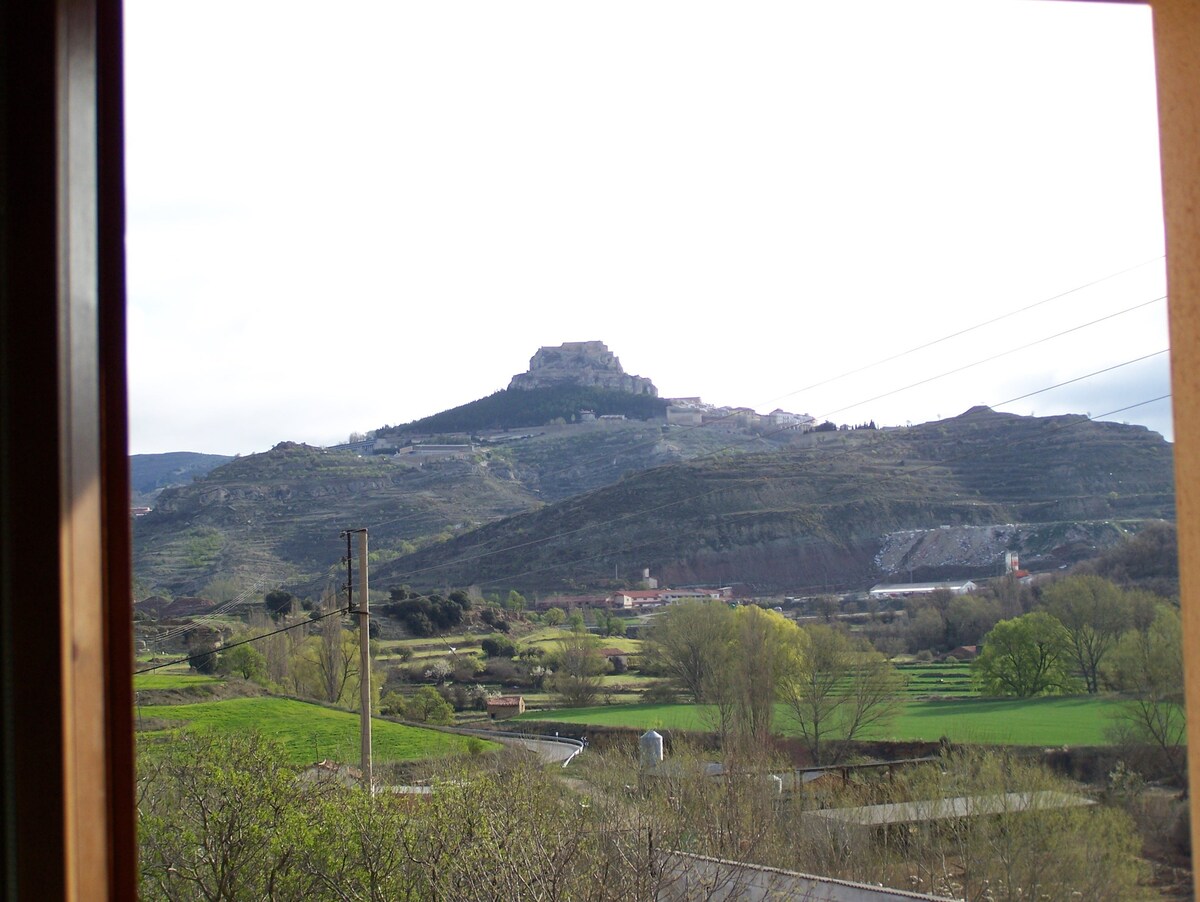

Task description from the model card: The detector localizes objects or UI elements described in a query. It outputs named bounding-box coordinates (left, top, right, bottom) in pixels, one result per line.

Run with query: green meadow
left=516, top=695, right=1130, bottom=747
left=137, top=696, right=495, bottom=765
left=133, top=672, right=222, bottom=690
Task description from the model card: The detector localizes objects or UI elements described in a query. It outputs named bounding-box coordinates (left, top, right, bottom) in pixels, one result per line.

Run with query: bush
left=481, top=636, right=517, bottom=658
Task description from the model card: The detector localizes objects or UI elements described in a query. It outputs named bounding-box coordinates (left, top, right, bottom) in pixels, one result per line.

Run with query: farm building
left=868, top=580, right=977, bottom=600
left=486, top=696, right=526, bottom=719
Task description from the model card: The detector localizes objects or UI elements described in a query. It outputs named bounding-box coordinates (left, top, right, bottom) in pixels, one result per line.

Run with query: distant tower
left=1005, top=551, right=1020, bottom=574
left=642, top=568, right=658, bottom=589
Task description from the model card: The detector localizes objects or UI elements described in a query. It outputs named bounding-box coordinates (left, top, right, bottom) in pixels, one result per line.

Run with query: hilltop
left=130, top=451, right=233, bottom=507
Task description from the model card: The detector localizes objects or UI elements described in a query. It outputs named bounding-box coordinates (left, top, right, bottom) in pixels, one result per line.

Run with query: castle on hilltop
left=508, top=341, right=658, bottom=397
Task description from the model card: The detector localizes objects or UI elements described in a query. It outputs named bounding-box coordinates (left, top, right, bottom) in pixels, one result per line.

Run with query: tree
left=404, top=685, right=455, bottom=725
left=543, top=606, right=565, bottom=626
left=263, top=588, right=294, bottom=618
left=1042, top=574, right=1130, bottom=693
left=972, top=612, right=1079, bottom=697
left=1104, top=604, right=1186, bottom=782
left=217, top=643, right=267, bottom=683
left=549, top=632, right=608, bottom=707
left=201, top=576, right=242, bottom=604
left=290, top=592, right=360, bottom=705
left=718, top=606, right=801, bottom=746
left=780, top=624, right=904, bottom=764
left=642, top=600, right=736, bottom=702
left=138, top=732, right=326, bottom=900
left=504, top=589, right=526, bottom=613
left=480, top=636, right=516, bottom=658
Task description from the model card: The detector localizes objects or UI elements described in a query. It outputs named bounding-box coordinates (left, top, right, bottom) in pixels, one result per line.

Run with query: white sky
left=124, top=0, right=1172, bottom=456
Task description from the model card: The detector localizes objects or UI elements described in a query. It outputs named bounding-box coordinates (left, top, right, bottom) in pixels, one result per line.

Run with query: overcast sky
left=124, top=0, right=1172, bottom=456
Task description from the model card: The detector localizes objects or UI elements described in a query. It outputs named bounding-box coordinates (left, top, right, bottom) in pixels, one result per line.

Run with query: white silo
left=639, top=730, right=664, bottom=768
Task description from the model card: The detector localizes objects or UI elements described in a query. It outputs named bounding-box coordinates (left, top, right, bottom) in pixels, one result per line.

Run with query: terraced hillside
left=133, top=421, right=766, bottom=598
left=377, top=407, right=1174, bottom=594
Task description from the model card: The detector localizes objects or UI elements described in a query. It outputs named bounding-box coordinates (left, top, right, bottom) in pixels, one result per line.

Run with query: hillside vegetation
left=378, top=407, right=1174, bottom=593
left=133, top=406, right=1173, bottom=599
left=383, top=384, right=668, bottom=436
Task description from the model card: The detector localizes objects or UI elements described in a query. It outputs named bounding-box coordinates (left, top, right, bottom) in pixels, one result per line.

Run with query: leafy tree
left=566, top=611, right=586, bottom=633
left=596, top=609, right=626, bottom=637
left=717, top=606, right=801, bottom=745
left=480, top=636, right=517, bottom=658
left=138, top=732, right=326, bottom=900
left=263, top=588, right=294, bottom=618
left=1042, top=574, right=1130, bottom=693
left=543, top=606, right=566, bottom=626
left=188, top=642, right=219, bottom=675
left=217, top=643, right=267, bottom=683
left=1104, top=604, right=1186, bottom=782
left=780, top=624, right=904, bottom=764
left=504, top=589, right=526, bottom=613
left=972, top=612, right=1079, bottom=697
left=642, top=600, right=736, bottom=702
left=404, top=685, right=455, bottom=725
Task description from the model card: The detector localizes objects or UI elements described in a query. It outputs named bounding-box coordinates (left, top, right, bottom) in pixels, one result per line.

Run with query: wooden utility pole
left=356, top=529, right=372, bottom=790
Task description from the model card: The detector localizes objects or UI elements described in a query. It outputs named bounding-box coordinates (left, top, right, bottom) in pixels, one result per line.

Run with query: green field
left=516, top=695, right=1131, bottom=747
left=895, top=662, right=977, bottom=698
left=137, top=696, right=495, bottom=764
left=134, top=672, right=222, bottom=690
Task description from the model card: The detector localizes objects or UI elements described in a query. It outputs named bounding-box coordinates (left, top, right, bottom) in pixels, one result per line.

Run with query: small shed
left=486, top=695, right=526, bottom=719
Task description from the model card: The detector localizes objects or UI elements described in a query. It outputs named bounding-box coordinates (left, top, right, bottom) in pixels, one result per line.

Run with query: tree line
left=643, top=602, right=904, bottom=765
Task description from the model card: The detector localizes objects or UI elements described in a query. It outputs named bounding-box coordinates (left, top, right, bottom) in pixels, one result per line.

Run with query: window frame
left=2, top=1, right=1198, bottom=898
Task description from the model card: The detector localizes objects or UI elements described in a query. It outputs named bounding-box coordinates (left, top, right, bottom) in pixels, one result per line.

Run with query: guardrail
left=449, top=726, right=586, bottom=767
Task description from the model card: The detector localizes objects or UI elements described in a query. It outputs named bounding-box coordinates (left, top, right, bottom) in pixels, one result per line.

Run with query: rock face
left=508, top=341, right=658, bottom=396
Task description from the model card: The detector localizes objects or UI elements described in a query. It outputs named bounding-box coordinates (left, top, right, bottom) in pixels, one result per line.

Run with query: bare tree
left=642, top=600, right=736, bottom=702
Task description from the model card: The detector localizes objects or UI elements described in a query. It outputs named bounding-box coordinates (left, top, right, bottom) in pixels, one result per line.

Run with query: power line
left=367, top=258, right=1168, bottom=522
left=135, top=604, right=352, bottom=675
left=811, top=295, right=1165, bottom=422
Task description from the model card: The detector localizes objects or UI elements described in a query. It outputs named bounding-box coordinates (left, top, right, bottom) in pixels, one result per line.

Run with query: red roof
left=487, top=696, right=524, bottom=707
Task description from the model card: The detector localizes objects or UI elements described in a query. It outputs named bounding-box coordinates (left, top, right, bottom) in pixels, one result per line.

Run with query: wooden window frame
left=1, top=1, right=1198, bottom=898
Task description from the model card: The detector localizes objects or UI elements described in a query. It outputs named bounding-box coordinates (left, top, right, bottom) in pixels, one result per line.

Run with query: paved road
left=446, top=726, right=585, bottom=766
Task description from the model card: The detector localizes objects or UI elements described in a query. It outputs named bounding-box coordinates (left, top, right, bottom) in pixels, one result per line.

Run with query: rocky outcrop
left=508, top=341, right=657, bottom=396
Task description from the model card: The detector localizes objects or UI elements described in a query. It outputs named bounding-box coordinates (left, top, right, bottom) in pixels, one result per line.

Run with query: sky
left=124, top=0, right=1172, bottom=456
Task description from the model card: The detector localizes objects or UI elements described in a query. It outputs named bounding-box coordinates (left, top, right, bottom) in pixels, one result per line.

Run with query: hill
left=132, top=421, right=766, bottom=598
left=381, top=385, right=667, bottom=437
left=130, top=451, right=233, bottom=506
left=373, top=408, right=1175, bottom=595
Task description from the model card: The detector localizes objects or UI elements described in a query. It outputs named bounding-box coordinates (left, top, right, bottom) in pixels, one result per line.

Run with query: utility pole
left=341, top=528, right=372, bottom=791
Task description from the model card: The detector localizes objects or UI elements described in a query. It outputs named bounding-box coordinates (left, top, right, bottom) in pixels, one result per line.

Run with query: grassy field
left=133, top=672, right=222, bottom=690
left=895, top=662, right=977, bottom=698
left=137, top=696, right=495, bottom=764
left=515, top=695, right=1131, bottom=747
